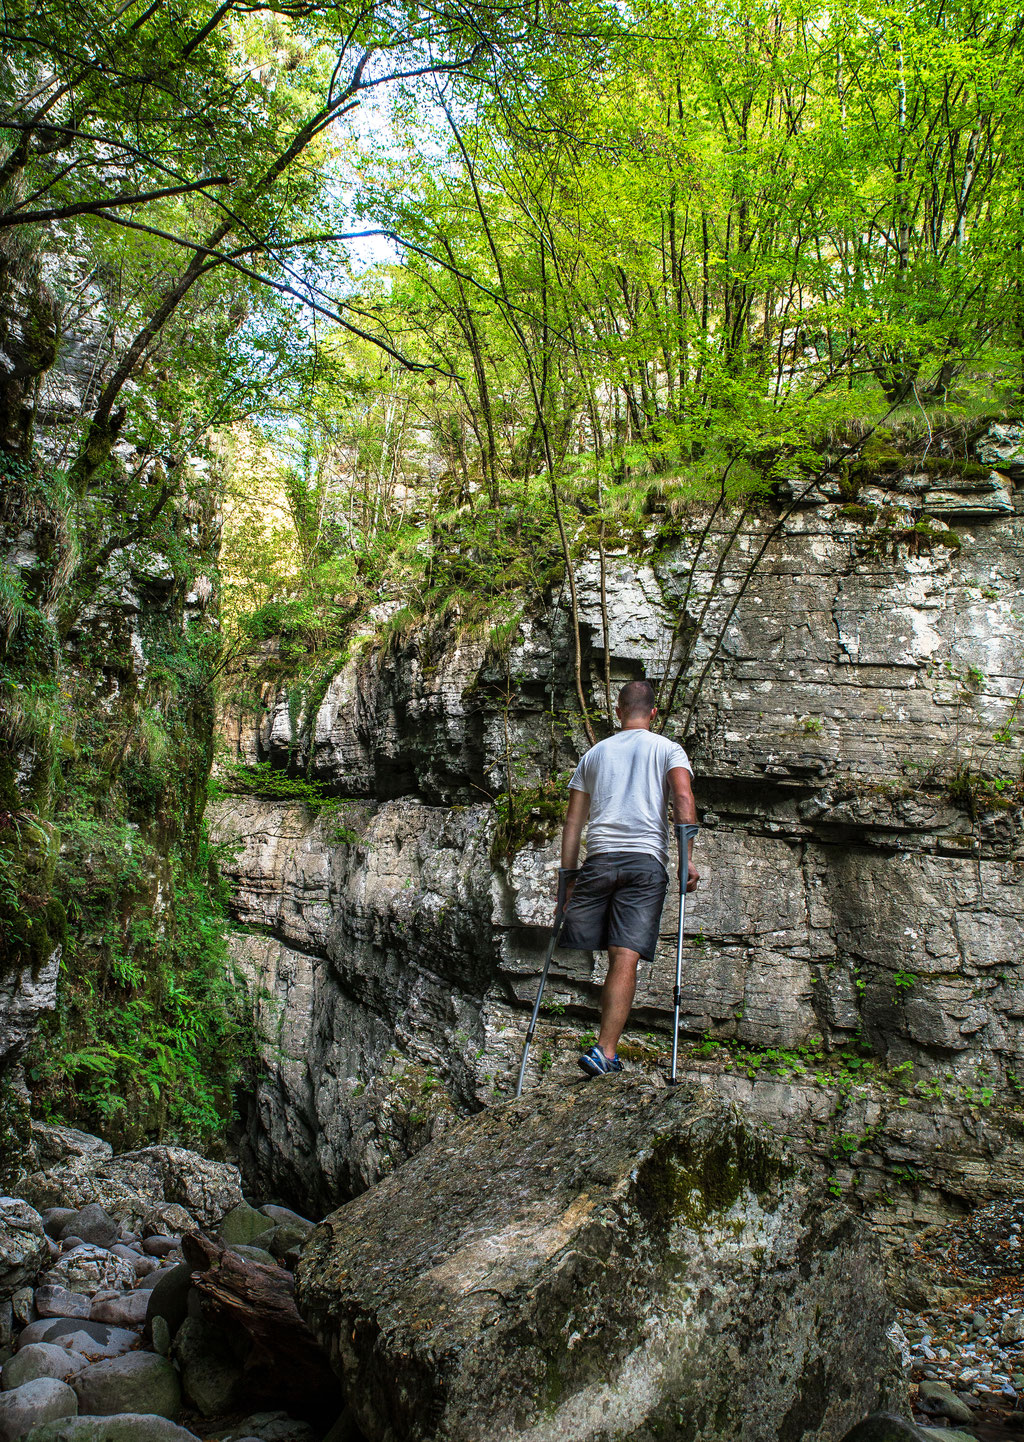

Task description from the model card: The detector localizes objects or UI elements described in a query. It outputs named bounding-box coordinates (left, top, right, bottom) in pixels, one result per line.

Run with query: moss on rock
left=638, top=1121, right=793, bottom=1231
left=0, top=1078, right=31, bottom=1187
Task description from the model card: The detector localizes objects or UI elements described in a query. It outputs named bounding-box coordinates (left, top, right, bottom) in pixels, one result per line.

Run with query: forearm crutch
left=669, top=822, right=700, bottom=1086
left=515, top=867, right=576, bottom=1097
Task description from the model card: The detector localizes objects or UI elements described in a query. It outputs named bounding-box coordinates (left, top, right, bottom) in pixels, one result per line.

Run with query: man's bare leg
left=597, top=946, right=641, bottom=1060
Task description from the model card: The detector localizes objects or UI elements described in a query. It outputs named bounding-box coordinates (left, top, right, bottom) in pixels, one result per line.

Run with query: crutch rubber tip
left=665, top=1076, right=681, bottom=1086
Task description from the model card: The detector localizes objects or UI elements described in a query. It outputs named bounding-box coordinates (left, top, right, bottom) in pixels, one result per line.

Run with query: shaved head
left=617, top=679, right=656, bottom=719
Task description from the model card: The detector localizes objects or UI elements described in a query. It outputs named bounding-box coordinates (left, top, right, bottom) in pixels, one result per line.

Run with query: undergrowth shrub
left=27, top=814, right=250, bottom=1151
left=210, top=757, right=348, bottom=815
left=16, top=604, right=258, bottom=1152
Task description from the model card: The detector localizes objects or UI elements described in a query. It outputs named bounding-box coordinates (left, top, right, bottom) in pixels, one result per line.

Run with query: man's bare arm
left=668, top=766, right=700, bottom=892
left=561, top=788, right=590, bottom=878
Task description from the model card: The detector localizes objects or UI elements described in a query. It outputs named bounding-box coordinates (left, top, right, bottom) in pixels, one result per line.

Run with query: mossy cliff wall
left=0, top=241, right=233, bottom=1161
left=211, top=425, right=1024, bottom=1224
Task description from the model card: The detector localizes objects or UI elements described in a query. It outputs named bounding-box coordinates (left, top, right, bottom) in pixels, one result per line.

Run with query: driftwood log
left=182, top=1231, right=341, bottom=1418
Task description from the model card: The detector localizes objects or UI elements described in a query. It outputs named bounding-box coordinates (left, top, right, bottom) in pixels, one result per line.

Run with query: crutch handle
left=674, top=823, right=699, bottom=886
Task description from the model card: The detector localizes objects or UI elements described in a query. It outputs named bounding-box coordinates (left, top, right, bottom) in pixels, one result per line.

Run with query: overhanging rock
left=296, top=1077, right=906, bottom=1442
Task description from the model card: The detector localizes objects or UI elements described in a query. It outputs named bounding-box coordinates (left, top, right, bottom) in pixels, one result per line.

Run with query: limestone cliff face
left=0, top=250, right=64, bottom=1083
left=212, top=436, right=1024, bottom=1219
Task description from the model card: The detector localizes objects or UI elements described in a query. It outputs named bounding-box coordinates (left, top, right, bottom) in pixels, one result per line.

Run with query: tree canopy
left=219, top=0, right=1024, bottom=735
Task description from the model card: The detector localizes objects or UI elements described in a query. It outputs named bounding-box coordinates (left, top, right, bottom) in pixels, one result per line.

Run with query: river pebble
left=0, top=1126, right=324, bottom=1442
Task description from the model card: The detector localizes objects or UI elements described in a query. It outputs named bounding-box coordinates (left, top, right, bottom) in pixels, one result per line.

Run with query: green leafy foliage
left=491, top=777, right=571, bottom=862
left=218, top=0, right=1024, bottom=751
left=3, top=438, right=253, bottom=1148
left=28, top=830, right=248, bottom=1148
left=21, top=672, right=254, bottom=1151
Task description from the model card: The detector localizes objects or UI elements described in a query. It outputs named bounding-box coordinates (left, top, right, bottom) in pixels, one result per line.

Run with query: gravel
left=898, top=1196, right=1024, bottom=1439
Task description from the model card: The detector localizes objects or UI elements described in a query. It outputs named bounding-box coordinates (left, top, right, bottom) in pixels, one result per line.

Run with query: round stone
left=57, top=1210, right=117, bottom=1251
left=1, top=1344, right=87, bottom=1391
left=259, top=1206, right=314, bottom=1232
left=39, top=1214, right=77, bottom=1244
left=218, top=1204, right=273, bottom=1248
left=88, top=1293, right=149, bottom=1328
left=144, top=1267, right=193, bottom=1343
left=141, top=1239, right=178, bottom=1260
left=0, top=1377, right=77, bottom=1442
left=47, top=1249, right=135, bottom=1300
left=16, top=1320, right=139, bottom=1363
left=34, top=1288, right=92, bottom=1322
left=21, top=1415, right=200, bottom=1442
left=72, top=1352, right=180, bottom=1420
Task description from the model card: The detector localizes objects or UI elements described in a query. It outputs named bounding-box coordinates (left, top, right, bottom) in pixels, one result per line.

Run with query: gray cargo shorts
left=558, top=851, right=668, bottom=962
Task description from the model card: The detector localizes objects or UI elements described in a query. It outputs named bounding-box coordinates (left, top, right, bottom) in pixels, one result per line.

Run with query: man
left=558, top=678, right=699, bottom=1077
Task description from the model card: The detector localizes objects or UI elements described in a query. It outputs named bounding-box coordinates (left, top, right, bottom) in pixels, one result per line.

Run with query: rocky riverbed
left=3, top=1109, right=1024, bottom=1442
left=895, top=1198, right=1024, bottom=1442
left=0, top=1124, right=342, bottom=1442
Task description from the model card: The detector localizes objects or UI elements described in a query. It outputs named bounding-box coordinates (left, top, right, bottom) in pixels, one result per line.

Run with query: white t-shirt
left=568, top=728, right=693, bottom=868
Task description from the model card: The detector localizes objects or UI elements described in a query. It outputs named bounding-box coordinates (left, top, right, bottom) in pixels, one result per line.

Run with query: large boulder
left=27, top=1128, right=112, bottom=1176
left=97, top=1150, right=242, bottom=1229
left=297, top=1077, right=906, bottom=1442
left=0, top=1200, right=49, bottom=1304
left=16, top=1175, right=140, bottom=1234
left=17, top=1150, right=242, bottom=1233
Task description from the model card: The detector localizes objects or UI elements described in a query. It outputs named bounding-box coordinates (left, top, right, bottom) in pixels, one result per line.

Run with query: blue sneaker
left=578, top=1044, right=623, bottom=1078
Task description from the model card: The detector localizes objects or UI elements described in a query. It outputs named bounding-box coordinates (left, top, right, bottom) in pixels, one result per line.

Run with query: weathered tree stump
left=182, top=1231, right=341, bottom=1419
